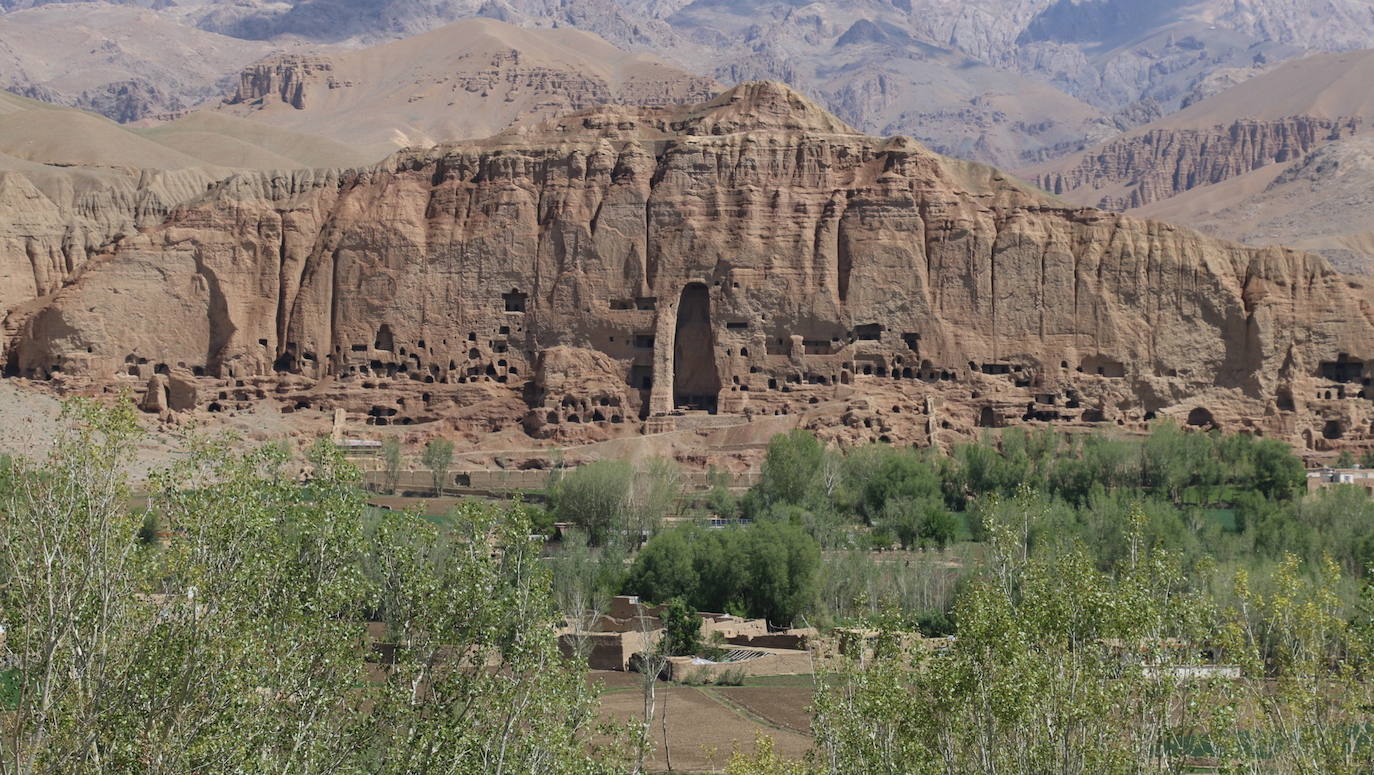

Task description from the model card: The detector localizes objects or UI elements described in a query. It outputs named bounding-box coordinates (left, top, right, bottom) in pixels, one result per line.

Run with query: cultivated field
left=590, top=671, right=814, bottom=773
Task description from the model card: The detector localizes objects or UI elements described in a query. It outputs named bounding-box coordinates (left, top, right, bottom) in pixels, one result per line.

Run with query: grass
left=1203, top=507, right=1238, bottom=532
left=727, top=674, right=816, bottom=688
left=0, top=668, right=20, bottom=711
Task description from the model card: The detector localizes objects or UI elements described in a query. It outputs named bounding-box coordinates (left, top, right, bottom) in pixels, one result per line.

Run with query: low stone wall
left=701, top=614, right=769, bottom=639
left=590, top=614, right=663, bottom=634
left=724, top=632, right=812, bottom=650
left=664, top=648, right=812, bottom=682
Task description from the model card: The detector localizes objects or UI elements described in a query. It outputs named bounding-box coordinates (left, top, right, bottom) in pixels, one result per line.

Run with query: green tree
left=624, top=523, right=820, bottom=625
left=549, top=459, right=633, bottom=546
left=884, top=496, right=956, bottom=550
left=0, top=400, right=630, bottom=774
left=660, top=598, right=702, bottom=657
left=1141, top=420, right=1214, bottom=504
left=811, top=533, right=1231, bottom=775
left=756, top=429, right=826, bottom=509
left=625, top=457, right=681, bottom=548
left=420, top=437, right=455, bottom=495
left=742, top=521, right=821, bottom=625
left=382, top=436, right=403, bottom=493
left=622, top=525, right=699, bottom=605
left=550, top=529, right=619, bottom=658
left=1336, top=450, right=1358, bottom=468
left=705, top=466, right=738, bottom=517
left=1247, top=437, right=1305, bottom=501
left=851, top=446, right=943, bottom=525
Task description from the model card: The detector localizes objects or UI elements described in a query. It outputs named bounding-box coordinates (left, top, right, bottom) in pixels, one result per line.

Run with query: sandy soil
left=0, top=381, right=326, bottom=483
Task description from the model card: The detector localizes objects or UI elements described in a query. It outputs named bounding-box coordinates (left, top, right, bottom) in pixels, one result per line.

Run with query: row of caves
left=327, top=322, right=522, bottom=387
left=635, top=284, right=1137, bottom=418
left=37, top=273, right=1374, bottom=451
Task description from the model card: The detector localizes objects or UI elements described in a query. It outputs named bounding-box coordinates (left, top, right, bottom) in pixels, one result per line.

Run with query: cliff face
left=231, top=56, right=330, bottom=109
left=10, top=82, right=1374, bottom=449
left=0, top=165, right=223, bottom=328
left=1031, top=116, right=1361, bottom=209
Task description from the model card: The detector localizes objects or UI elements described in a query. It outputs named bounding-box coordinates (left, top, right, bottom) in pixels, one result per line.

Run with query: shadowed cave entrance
left=673, top=283, right=721, bottom=413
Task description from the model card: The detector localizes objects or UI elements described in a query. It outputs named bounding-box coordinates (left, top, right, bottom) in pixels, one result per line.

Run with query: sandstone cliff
left=0, top=91, right=377, bottom=332
left=10, top=82, right=1374, bottom=451
left=232, top=56, right=328, bottom=109
left=1030, top=116, right=1360, bottom=209
left=0, top=157, right=238, bottom=348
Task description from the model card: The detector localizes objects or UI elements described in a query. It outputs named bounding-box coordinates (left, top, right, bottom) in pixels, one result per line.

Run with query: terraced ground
left=590, top=670, right=815, bottom=773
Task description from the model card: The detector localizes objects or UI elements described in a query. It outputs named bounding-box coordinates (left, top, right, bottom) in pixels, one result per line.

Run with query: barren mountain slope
left=210, top=17, right=720, bottom=157
left=187, top=0, right=1374, bottom=160
left=1025, top=48, right=1374, bottom=269
left=0, top=3, right=279, bottom=122
left=1137, top=133, right=1374, bottom=273
left=8, top=82, right=1374, bottom=458
left=661, top=4, right=1120, bottom=169
left=135, top=113, right=376, bottom=170
left=1027, top=50, right=1374, bottom=209
left=0, top=91, right=209, bottom=169
left=0, top=92, right=382, bottom=325
left=136, top=0, right=1374, bottom=103
left=11, top=0, right=1374, bottom=167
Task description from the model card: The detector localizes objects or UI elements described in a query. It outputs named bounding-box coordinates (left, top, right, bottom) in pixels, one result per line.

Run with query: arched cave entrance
left=1186, top=407, right=1216, bottom=428
left=673, top=283, right=721, bottom=413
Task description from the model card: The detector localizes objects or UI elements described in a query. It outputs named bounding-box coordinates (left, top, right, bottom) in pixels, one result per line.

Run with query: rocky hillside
left=1137, top=133, right=1374, bottom=274
left=11, top=0, right=1374, bottom=168
left=1031, top=116, right=1360, bottom=209
left=0, top=90, right=374, bottom=323
left=0, top=3, right=279, bottom=122
left=212, top=18, right=720, bottom=159
left=1027, top=50, right=1374, bottom=203
left=1027, top=49, right=1374, bottom=269
left=7, top=82, right=1373, bottom=454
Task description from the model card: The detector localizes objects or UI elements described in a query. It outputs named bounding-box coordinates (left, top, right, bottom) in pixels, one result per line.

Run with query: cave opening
left=1319, top=354, right=1364, bottom=383
left=503, top=289, right=527, bottom=313
left=374, top=325, right=395, bottom=352
left=672, top=283, right=721, bottom=413
left=1187, top=407, right=1216, bottom=428
left=1276, top=388, right=1296, bottom=412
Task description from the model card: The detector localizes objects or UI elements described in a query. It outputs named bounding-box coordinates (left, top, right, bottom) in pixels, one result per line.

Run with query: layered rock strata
left=9, top=82, right=1374, bottom=452
left=232, top=56, right=330, bottom=109
left=0, top=166, right=225, bottom=332
left=1032, top=116, right=1361, bottom=209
